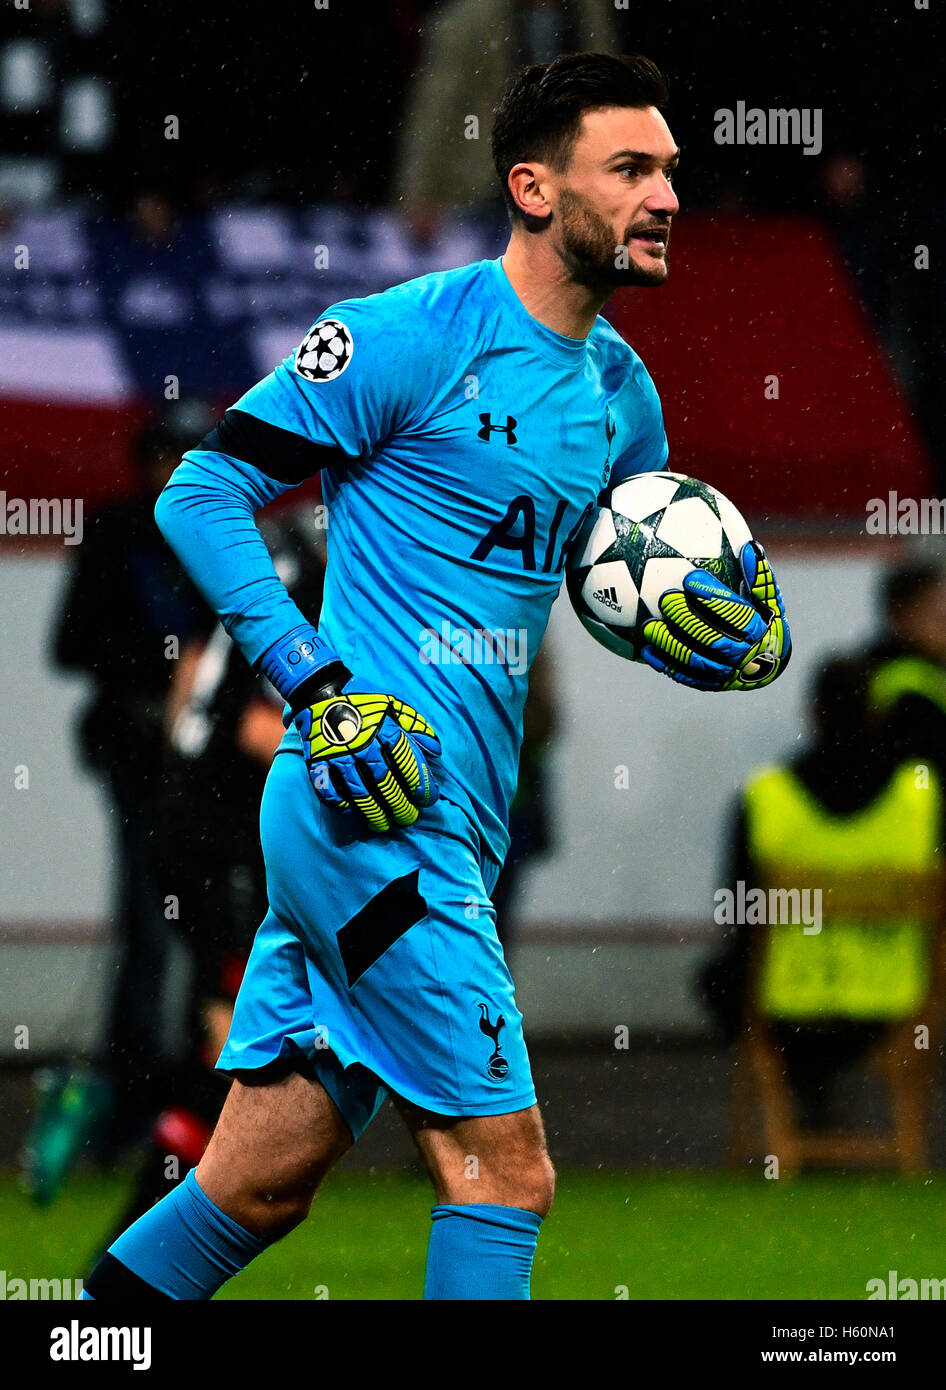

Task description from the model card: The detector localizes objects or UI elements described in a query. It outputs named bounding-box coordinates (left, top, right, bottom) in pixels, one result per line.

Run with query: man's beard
left=557, top=186, right=669, bottom=290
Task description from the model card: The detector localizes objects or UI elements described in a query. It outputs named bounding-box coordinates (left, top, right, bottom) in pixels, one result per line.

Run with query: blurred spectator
left=817, top=153, right=910, bottom=388
left=696, top=657, right=929, bottom=1128
left=818, top=156, right=946, bottom=487
left=491, top=642, right=558, bottom=951
left=701, top=567, right=946, bottom=1136
left=865, top=562, right=946, bottom=775
left=102, top=509, right=327, bottom=1237
left=818, top=155, right=879, bottom=312
left=37, top=401, right=214, bottom=1179
left=393, top=0, right=618, bottom=239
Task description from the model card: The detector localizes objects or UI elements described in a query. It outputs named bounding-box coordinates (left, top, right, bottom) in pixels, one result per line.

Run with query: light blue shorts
left=217, top=748, right=536, bottom=1141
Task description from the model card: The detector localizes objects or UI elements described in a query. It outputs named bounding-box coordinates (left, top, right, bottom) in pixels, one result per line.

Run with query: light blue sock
left=85, top=1167, right=267, bottom=1300
left=424, top=1203, right=542, bottom=1300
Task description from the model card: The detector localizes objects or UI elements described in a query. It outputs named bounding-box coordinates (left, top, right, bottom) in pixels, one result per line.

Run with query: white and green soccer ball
left=565, top=471, right=754, bottom=663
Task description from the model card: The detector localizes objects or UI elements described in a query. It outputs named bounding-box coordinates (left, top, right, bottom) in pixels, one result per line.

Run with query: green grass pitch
left=1, top=1169, right=942, bottom=1300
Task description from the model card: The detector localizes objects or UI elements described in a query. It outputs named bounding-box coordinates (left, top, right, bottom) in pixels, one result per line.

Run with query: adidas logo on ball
left=592, top=585, right=622, bottom=612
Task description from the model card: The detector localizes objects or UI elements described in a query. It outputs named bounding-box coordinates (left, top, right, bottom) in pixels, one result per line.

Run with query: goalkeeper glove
left=293, top=676, right=442, bottom=833
left=640, top=541, right=791, bottom=691
left=258, top=623, right=442, bottom=833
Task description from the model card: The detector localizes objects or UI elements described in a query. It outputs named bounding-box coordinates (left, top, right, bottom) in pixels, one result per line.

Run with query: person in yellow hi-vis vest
left=697, top=656, right=944, bottom=1129
left=865, top=562, right=946, bottom=778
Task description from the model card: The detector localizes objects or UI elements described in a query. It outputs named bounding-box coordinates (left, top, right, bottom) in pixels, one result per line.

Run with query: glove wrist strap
left=258, top=624, right=348, bottom=708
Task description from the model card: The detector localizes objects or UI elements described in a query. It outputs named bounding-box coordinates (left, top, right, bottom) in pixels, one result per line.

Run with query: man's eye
left=617, top=164, right=678, bottom=181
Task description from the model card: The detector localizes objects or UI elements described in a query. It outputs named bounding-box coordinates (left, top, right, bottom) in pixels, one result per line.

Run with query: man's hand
left=640, top=541, right=791, bottom=691
left=293, top=686, right=442, bottom=833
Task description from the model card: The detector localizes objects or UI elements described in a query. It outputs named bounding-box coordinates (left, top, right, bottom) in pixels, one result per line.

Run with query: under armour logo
left=477, top=413, right=517, bottom=445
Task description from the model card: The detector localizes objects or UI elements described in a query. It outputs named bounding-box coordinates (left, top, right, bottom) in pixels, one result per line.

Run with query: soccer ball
left=565, top=471, right=754, bottom=664
left=294, top=318, right=353, bottom=382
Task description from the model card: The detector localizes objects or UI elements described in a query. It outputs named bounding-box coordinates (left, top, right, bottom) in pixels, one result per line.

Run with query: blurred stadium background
left=2, top=0, right=946, bottom=1300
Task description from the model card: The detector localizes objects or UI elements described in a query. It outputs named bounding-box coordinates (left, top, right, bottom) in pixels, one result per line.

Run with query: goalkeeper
left=81, top=52, right=788, bottom=1303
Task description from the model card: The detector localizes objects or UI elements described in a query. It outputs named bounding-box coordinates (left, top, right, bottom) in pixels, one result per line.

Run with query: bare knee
left=437, top=1143, right=555, bottom=1217
left=508, top=1150, right=555, bottom=1218
left=404, top=1104, right=556, bottom=1217
left=195, top=1065, right=351, bottom=1240
left=215, top=1178, right=317, bottom=1241
left=196, top=1142, right=326, bottom=1239
left=537, top=1153, right=556, bottom=1216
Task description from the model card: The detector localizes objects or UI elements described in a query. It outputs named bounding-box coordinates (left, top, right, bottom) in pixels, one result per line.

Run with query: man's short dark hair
left=491, top=51, right=670, bottom=224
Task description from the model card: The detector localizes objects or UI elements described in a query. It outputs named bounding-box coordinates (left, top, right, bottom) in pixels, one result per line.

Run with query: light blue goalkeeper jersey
left=154, top=255, right=668, bottom=869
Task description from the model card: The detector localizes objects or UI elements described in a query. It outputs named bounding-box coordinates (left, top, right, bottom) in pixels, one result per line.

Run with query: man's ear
left=507, top=162, right=553, bottom=223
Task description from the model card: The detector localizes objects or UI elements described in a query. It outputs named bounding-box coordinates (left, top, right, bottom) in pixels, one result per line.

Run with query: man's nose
left=644, top=174, right=679, bottom=217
